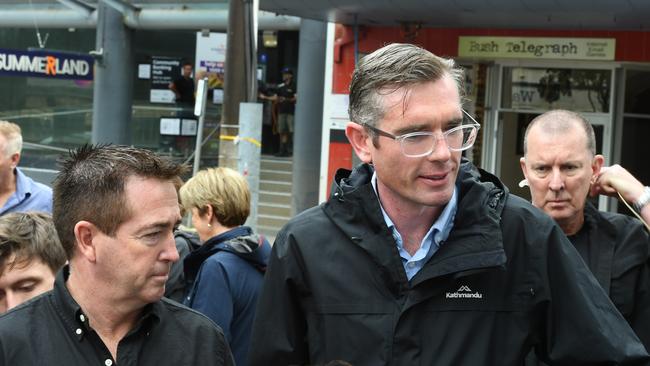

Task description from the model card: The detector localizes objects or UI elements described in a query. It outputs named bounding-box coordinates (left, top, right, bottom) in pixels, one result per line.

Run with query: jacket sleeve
left=625, top=222, right=650, bottom=352
left=538, top=224, right=650, bottom=365
left=248, top=230, right=309, bottom=365
left=190, top=259, right=235, bottom=343
left=631, top=258, right=650, bottom=352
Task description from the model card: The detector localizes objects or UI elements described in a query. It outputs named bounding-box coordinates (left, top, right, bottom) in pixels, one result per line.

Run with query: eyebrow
left=138, top=219, right=181, bottom=234
left=393, top=117, right=464, bottom=136
left=393, top=123, right=430, bottom=135
left=11, top=277, right=43, bottom=288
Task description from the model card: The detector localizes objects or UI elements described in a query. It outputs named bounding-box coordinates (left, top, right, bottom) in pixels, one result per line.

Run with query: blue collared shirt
left=372, top=173, right=457, bottom=281
left=0, top=168, right=53, bottom=215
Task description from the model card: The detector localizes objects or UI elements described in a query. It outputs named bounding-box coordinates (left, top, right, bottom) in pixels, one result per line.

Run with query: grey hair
left=523, top=109, right=596, bottom=156
left=348, top=43, right=465, bottom=128
left=0, top=121, right=22, bottom=156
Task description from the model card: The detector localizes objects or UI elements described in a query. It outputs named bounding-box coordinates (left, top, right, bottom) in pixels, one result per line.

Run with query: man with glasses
left=249, top=44, right=649, bottom=365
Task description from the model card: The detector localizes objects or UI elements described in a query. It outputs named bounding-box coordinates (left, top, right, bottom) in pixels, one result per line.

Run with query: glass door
left=615, top=67, right=650, bottom=214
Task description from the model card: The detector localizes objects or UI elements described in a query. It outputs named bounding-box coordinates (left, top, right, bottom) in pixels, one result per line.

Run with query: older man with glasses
left=248, top=43, right=649, bottom=366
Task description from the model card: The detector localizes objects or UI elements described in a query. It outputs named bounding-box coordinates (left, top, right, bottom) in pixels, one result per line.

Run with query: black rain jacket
left=249, top=160, right=650, bottom=366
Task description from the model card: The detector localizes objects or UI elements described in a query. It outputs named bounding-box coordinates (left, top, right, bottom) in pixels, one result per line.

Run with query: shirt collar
left=371, top=172, right=457, bottom=248
left=13, top=168, right=31, bottom=199
left=52, top=265, right=160, bottom=342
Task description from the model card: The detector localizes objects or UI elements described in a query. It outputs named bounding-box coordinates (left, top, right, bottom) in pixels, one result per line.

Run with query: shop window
left=502, top=67, right=611, bottom=113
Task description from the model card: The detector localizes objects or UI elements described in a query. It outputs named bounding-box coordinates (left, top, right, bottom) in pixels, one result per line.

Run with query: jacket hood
left=183, top=226, right=271, bottom=280
left=456, top=158, right=508, bottom=216
left=216, top=233, right=271, bottom=270
left=330, top=158, right=508, bottom=214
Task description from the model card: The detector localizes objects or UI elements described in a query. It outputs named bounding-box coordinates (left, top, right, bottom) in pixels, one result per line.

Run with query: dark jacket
left=165, top=230, right=200, bottom=302
left=575, top=202, right=650, bottom=349
left=526, top=201, right=650, bottom=366
left=184, top=226, right=271, bottom=366
left=249, top=161, right=649, bottom=366
left=0, top=266, right=234, bottom=366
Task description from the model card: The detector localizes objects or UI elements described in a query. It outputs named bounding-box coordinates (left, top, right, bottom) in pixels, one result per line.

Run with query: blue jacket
left=183, top=226, right=270, bottom=366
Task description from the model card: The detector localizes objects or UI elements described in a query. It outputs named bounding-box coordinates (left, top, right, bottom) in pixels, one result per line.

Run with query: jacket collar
left=583, top=201, right=617, bottom=238
left=324, top=159, right=508, bottom=290
left=183, top=226, right=264, bottom=280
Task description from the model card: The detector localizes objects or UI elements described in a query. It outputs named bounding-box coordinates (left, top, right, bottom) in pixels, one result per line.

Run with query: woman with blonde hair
left=179, top=167, right=270, bottom=366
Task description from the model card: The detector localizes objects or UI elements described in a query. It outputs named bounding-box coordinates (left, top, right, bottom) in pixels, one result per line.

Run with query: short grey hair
left=523, top=109, right=596, bottom=156
left=0, top=121, right=22, bottom=156
left=348, top=43, right=465, bottom=128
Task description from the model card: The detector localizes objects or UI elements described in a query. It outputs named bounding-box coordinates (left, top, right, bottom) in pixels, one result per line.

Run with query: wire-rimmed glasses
left=362, top=110, right=481, bottom=158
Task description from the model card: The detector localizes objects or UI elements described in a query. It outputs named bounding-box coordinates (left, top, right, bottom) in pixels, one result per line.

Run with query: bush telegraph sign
left=0, top=48, right=93, bottom=80
left=458, top=37, right=615, bottom=61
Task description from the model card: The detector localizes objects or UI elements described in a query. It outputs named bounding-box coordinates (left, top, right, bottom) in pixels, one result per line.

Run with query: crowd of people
left=0, top=43, right=649, bottom=366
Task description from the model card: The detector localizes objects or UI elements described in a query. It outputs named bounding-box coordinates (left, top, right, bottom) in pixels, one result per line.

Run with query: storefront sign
left=458, top=37, right=615, bottom=60
left=0, top=48, right=94, bottom=80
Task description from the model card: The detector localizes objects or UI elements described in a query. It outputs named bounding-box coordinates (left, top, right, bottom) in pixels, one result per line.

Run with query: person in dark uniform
left=272, top=67, right=296, bottom=157
left=169, top=61, right=195, bottom=117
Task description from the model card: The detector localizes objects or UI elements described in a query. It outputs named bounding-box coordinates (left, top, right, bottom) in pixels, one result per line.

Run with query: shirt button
left=79, top=314, right=86, bottom=322
left=75, top=328, right=82, bottom=335
left=105, top=359, right=113, bottom=366
left=407, top=262, right=416, bottom=268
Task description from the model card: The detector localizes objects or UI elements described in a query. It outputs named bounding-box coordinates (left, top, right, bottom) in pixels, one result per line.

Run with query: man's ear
left=345, top=122, right=373, bottom=164
left=592, top=154, right=605, bottom=175
left=9, top=152, right=20, bottom=169
left=73, top=221, right=98, bottom=263
left=519, top=157, right=528, bottom=179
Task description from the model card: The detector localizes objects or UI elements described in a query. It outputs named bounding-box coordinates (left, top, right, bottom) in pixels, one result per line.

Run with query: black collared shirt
left=0, top=266, right=234, bottom=366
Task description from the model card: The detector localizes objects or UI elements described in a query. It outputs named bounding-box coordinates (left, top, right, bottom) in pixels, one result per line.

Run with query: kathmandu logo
left=445, top=285, right=483, bottom=299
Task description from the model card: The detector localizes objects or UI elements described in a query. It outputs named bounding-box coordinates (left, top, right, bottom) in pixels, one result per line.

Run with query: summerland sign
left=0, top=48, right=94, bottom=80
left=458, top=37, right=616, bottom=61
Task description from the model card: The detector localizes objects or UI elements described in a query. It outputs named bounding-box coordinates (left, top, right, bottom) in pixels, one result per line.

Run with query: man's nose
left=5, top=291, right=22, bottom=312
left=161, top=232, right=180, bottom=263
left=548, top=169, right=564, bottom=191
left=426, top=134, right=451, bottom=162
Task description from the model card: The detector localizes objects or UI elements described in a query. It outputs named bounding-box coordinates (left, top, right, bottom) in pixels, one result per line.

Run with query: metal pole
left=239, top=102, right=263, bottom=231
left=292, top=19, right=327, bottom=215
left=219, top=0, right=248, bottom=169
left=354, top=14, right=359, bottom=66
left=91, top=0, right=133, bottom=145
left=192, top=77, right=209, bottom=176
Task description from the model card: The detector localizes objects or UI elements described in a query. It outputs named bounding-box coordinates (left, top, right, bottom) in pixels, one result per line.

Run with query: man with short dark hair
left=169, top=61, right=195, bottom=116
left=0, top=144, right=234, bottom=365
left=0, top=211, right=65, bottom=313
left=0, top=121, right=52, bottom=215
left=249, top=43, right=650, bottom=366
left=520, top=109, right=650, bottom=352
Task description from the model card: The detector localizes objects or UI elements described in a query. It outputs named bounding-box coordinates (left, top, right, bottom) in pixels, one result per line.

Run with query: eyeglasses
left=361, top=110, right=481, bottom=158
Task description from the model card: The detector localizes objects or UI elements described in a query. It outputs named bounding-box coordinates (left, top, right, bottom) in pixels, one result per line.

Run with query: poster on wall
left=195, top=32, right=227, bottom=104
left=150, top=56, right=181, bottom=103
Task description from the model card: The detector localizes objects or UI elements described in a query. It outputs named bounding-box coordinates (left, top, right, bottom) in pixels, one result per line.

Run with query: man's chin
left=545, top=207, right=577, bottom=223
left=421, top=190, right=454, bottom=208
